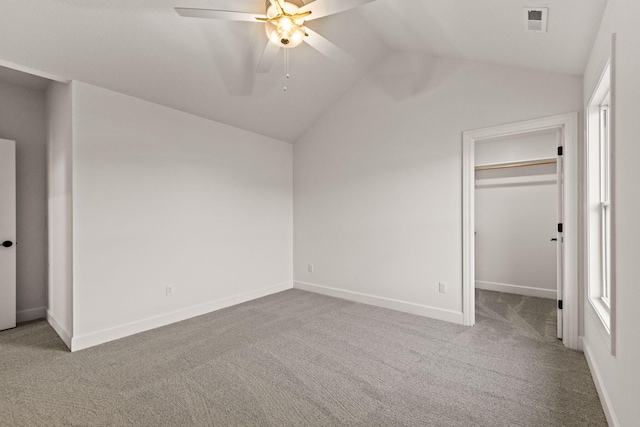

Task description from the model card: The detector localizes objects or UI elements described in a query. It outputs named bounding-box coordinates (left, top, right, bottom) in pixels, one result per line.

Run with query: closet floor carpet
left=0, top=289, right=606, bottom=426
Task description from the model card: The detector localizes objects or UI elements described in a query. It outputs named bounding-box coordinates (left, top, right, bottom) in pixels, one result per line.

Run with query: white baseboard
left=294, top=281, right=463, bottom=324
left=70, top=281, right=293, bottom=352
left=17, top=306, right=47, bottom=323
left=582, top=337, right=619, bottom=427
left=475, top=281, right=556, bottom=300
left=46, top=311, right=72, bottom=350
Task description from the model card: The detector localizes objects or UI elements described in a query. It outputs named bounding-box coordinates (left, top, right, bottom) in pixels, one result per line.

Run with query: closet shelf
left=475, top=157, right=557, bottom=171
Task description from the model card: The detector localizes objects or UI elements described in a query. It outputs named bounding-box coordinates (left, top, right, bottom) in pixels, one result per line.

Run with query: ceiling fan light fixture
left=265, top=2, right=307, bottom=48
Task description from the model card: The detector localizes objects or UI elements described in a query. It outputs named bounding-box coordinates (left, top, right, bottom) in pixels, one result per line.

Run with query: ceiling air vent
left=523, top=8, right=548, bottom=33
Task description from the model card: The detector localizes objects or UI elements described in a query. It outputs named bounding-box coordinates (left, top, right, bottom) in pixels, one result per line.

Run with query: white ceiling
left=361, top=0, right=607, bottom=76
left=0, top=0, right=606, bottom=142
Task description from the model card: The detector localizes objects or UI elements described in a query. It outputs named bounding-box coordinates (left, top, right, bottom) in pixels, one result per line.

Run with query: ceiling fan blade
left=290, top=11, right=313, bottom=20
left=300, top=0, right=377, bottom=21
left=269, top=0, right=285, bottom=15
left=304, top=29, right=354, bottom=67
left=175, top=8, right=263, bottom=22
left=256, top=42, right=281, bottom=73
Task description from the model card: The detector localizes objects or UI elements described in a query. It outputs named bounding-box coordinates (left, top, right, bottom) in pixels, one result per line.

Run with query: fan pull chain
left=283, top=48, right=290, bottom=92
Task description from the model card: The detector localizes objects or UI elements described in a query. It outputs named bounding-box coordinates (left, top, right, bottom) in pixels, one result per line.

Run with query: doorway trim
left=462, top=112, right=580, bottom=350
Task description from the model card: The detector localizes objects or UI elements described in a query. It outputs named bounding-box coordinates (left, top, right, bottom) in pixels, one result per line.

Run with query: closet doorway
left=474, top=129, right=562, bottom=338
left=462, top=113, right=579, bottom=350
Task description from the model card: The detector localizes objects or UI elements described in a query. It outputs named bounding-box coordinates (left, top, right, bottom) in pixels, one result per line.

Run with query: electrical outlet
left=166, top=285, right=174, bottom=296
left=439, top=282, right=447, bottom=293
left=308, top=264, right=314, bottom=273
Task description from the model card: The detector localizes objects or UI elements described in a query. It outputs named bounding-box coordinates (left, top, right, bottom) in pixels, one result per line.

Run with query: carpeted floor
left=0, top=289, right=606, bottom=426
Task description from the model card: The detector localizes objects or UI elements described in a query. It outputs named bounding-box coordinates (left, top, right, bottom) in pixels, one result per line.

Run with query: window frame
left=586, top=60, right=615, bottom=354
left=599, top=99, right=611, bottom=307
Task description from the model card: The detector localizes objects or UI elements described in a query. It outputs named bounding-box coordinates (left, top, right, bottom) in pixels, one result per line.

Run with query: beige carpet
left=0, top=289, right=606, bottom=426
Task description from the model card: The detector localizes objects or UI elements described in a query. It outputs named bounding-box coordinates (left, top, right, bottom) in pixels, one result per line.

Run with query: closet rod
left=475, top=159, right=557, bottom=172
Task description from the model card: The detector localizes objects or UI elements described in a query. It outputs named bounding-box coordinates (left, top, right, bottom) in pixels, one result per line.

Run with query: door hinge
left=558, top=146, right=563, bottom=156
left=558, top=223, right=563, bottom=233
left=558, top=300, right=563, bottom=310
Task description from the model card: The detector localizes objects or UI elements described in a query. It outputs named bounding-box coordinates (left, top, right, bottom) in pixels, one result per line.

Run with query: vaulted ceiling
left=0, top=0, right=607, bottom=142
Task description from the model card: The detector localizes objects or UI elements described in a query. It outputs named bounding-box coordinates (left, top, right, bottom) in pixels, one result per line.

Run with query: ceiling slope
left=0, top=0, right=388, bottom=142
left=360, top=0, right=608, bottom=76
left=0, top=0, right=606, bottom=142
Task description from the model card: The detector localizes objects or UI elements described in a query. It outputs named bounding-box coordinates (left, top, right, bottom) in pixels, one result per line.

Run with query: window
left=599, top=93, right=611, bottom=307
left=587, top=62, right=614, bottom=349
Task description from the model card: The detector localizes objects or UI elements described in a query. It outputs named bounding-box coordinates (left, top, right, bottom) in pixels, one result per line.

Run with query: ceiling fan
left=175, top=0, right=378, bottom=73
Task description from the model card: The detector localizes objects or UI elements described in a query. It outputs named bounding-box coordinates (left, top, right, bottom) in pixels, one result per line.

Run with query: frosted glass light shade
left=265, top=2, right=306, bottom=48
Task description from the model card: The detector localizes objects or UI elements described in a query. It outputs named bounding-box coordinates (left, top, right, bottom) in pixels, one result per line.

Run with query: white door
left=556, top=141, right=564, bottom=340
left=0, top=139, right=16, bottom=331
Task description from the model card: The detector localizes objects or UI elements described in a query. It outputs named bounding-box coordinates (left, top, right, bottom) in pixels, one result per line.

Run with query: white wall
left=475, top=131, right=558, bottom=298
left=0, top=80, right=48, bottom=322
left=293, top=53, right=582, bottom=322
left=69, top=82, right=293, bottom=350
left=582, top=0, right=640, bottom=425
left=46, top=81, right=74, bottom=347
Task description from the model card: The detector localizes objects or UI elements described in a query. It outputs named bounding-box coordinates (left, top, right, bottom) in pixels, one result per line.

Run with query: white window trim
left=586, top=59, right=616, bottom=355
